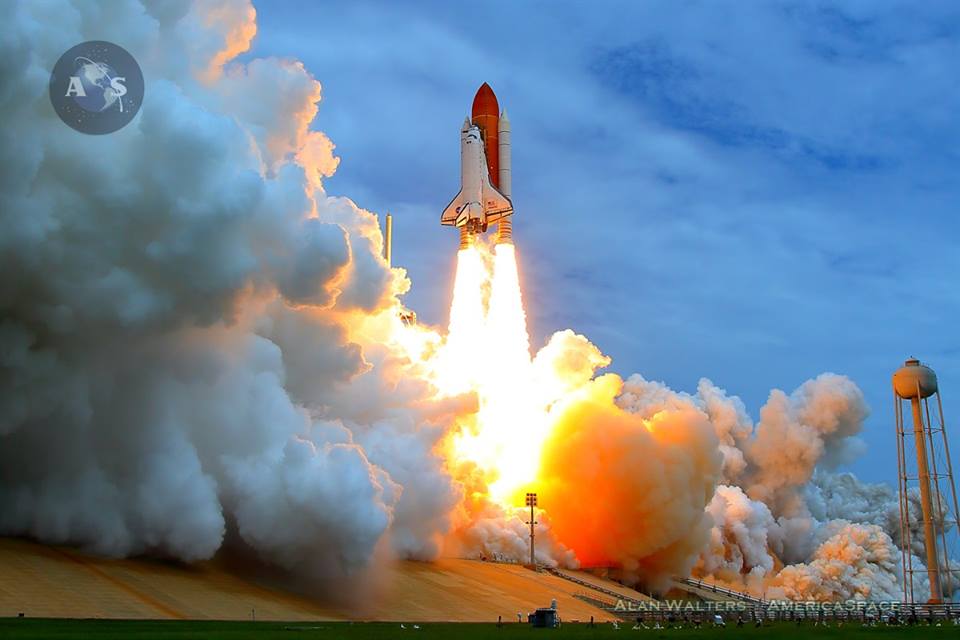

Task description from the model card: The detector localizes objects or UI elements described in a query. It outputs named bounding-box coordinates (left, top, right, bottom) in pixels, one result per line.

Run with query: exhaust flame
left=477, top=244, right=544, bottom=501
left=434, top=242, right=549, bottom=504
left=433, top=247, right=488, bottom=396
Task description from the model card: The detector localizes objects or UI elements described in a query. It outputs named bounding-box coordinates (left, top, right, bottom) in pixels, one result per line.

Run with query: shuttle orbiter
left=441, top=83, right=513, bottom=249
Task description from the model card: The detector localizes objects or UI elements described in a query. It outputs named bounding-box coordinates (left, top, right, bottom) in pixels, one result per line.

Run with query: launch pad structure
left=893, top=358, right=960, bottom=604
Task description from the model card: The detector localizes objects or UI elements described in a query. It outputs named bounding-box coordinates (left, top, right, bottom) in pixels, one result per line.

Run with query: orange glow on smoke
left=534, top=374, right=721, bottom=577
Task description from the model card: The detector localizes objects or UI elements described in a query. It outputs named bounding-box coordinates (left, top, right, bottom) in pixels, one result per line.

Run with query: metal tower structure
left=525, top=492, right=538, bottom=570
left=893, top=358, right=960, bottom=604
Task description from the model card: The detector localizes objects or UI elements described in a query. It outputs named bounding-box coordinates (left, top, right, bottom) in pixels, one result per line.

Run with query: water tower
left=893, top=358, right=960, bottom=603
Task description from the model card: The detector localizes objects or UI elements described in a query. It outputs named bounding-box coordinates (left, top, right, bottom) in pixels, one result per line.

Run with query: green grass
left=0, top=619, right=957, bottom=640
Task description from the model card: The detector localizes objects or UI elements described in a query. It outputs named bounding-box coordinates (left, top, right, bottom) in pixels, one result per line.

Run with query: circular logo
left=49, top=41, right=144, bottom=135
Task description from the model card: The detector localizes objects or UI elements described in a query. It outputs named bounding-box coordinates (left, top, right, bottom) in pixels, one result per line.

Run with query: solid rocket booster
left=497, top=110, right=511, bottom=243
left=441, top=83, right=514, bottom=248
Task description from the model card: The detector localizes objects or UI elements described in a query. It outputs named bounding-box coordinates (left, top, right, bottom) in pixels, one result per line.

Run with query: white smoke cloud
left=768, top=521, right=901, bottom=602
left=449, top=505, right=579, bottom=569
left=806, top=471, right=898, bottom=533
left=698, top=485, right=777, bottom=591
left=0, top=0, right=459, bottom=582
left=744, top=373, right=868, bottom=518
left=618, top=376, right=753, bottom=484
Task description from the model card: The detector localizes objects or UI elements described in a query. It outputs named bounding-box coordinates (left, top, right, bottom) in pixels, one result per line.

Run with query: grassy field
left=0, top=619, right=957, bottom=639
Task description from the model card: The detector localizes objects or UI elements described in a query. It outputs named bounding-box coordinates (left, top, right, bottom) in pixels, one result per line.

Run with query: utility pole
left=525, top=492, right=538, bottom=570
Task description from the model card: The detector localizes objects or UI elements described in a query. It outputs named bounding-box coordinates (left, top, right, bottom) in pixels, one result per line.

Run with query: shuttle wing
left=441, top=189, right=465, bottom=226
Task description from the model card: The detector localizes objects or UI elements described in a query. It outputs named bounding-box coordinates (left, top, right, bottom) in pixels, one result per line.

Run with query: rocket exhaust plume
left=446, top=241, right=543, bottom=503
left=435, top=247, right=488, bottom=396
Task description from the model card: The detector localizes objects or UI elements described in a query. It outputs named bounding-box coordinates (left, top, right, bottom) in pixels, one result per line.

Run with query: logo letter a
left=65, top=76, right=86, bottom=97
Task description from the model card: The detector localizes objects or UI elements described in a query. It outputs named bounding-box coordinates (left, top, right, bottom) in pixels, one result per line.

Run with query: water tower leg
left=911, top=396, right=942, bottom=603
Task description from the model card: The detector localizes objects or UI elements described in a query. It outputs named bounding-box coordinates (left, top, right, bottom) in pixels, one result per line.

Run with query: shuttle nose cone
left=472, top=83, right=499, bottom=120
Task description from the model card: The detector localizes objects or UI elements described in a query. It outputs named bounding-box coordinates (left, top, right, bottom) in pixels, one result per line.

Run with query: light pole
left=525, top=492, right=538, bottom=570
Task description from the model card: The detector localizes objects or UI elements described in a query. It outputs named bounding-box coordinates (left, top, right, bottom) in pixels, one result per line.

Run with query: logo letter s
left=110, top=77, right=127, bottom=98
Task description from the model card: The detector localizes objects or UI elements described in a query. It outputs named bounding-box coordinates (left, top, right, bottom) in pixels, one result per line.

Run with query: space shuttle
left=441, top=83, right=513, bottom=249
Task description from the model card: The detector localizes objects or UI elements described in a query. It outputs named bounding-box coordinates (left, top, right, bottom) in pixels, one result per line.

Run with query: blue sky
left=248, top=1, right=960, bottom=484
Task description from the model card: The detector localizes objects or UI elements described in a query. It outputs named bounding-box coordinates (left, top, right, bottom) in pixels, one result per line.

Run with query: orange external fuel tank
left=471, top=83, right=500, bottom=189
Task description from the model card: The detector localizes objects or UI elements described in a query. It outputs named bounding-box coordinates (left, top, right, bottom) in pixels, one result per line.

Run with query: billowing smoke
left=769, top=521, right=901, bottom=601
left=536, top=373, right=723, bottom=591
left=0, top=0, right=463, bottom=581
left=447, top=504, right=578, bottom=569
left=608, top=371, right=956, bottom=600
left=745, top=374, right=868, bottom=521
